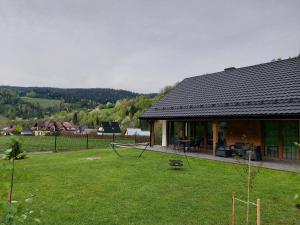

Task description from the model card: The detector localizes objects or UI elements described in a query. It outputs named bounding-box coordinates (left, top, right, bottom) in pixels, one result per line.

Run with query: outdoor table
left=178, top=139, right=191, bottom=152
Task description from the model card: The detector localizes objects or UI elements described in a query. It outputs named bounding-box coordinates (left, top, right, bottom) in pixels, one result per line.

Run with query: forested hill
left=0, top=86, right=155, bottom=107
left=0, top=85, right=173, bottom=129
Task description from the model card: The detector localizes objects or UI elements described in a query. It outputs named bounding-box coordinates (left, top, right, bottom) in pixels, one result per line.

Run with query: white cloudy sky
left=0, top=0, right=299, bottom=93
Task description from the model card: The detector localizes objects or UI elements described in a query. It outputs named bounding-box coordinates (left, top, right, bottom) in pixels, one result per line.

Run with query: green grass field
left=0, top=136, right=112, bottom=153
left=0, top=149, right=299, bottom=224
left=0, top=115, right=9, bottom=128
left=20, top=97, right=63, bottom=109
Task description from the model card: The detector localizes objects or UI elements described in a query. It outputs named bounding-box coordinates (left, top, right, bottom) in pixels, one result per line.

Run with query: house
left=32, top=121, right=53, bottom=136
left=1, top=125, right=16, bottom=136
left=97, top=122, right=121, bottom=135
left=32, top=120, right=72, bottom=136
left=62, top=122, right=76, bottom=131
left=33, top=129, right=51, bottom=136
left=125, top=128, right=150, bottom=136
left=61, top=121, right=77, bottom=134
left=140, top=57, right=300, bottom=162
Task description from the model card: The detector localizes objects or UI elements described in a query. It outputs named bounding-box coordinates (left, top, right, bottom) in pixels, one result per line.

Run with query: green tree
left=72, top=112, right=79, bottom=125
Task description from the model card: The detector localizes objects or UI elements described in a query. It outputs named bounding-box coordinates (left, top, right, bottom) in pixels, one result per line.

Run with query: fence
left=0, top=134, right=150, bottom=153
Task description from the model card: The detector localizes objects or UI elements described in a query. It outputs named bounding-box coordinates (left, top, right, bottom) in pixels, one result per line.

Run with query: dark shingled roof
left=141, top=57, right=300, bottom=119
left=100, top=122, right=121, bottom=133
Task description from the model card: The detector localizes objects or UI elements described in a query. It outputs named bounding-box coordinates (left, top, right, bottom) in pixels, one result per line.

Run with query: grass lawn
left=0, top=149, right=299, bottom=225
left=0, top=136, right=113, bottom=153
left=0, top=115, right=9, bottom=128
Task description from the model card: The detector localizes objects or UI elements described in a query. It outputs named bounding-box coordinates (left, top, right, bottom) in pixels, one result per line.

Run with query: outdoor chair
left=193, top=138, right=202, bottom=151
left=215, top=145, right=232, bottom=157
left=243, top=146, right=262, bottom=161
left=230, top=143, right=245, bottom=157
left=187, top=138, right=195, bottom=150
left=173, top=136, right=181, bottom=150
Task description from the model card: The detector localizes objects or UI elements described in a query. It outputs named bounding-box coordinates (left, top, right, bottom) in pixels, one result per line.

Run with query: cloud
left=0, top=0, right=299, bottom=93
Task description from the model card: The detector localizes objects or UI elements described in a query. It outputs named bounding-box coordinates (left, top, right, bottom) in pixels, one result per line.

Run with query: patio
left=141, top=145, right=300, bottom=173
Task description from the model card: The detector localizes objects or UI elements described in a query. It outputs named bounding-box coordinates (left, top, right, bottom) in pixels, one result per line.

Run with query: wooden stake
left=257, top=199, right=260, bottom=225
left=8, top=158, right=15, bottom=203
left=246, top=151, right=251, bottom=225
left=231, top=192, right=235, bottom=225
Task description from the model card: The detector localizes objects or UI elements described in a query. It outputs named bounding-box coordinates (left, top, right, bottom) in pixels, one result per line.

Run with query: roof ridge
left=185, top=56, right=300, bottom=80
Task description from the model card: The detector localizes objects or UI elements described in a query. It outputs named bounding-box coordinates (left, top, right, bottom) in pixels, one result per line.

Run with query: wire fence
left=0, top=134, right=150, bottom=153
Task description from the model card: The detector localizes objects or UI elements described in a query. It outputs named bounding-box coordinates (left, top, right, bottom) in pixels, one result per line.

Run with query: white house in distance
left=124, top=128, right=150, bottom=136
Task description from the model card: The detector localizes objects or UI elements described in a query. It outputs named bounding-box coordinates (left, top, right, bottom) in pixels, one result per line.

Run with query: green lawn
left=0, top=136, right=113, bottom=153
left=0, top=115, right=9, bottom=128
left=0, top=149, right=299, bottom=225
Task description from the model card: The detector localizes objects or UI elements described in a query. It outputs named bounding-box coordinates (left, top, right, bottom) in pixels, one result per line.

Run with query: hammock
left=110, top=142, right=150, bottom=158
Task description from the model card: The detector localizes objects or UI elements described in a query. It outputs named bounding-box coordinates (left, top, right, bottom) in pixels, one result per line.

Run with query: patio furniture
left=230, top=143, right=245, bottom=157
left=215, top=145, right=232, bottom=157
left=178, top=139, right=191, bottom=151
left=243, top=146, right=262, bottom=161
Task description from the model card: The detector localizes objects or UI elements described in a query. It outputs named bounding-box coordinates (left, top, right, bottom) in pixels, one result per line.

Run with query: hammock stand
left=110, top=142, right=150, bottom=158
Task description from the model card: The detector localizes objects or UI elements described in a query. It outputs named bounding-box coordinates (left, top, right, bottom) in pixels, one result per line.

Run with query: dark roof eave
left=139, top=113, right=300, bottom=120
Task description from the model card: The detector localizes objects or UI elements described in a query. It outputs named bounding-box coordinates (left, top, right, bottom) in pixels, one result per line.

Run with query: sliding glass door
left=283, top=121, right=299, bottom=160
left=264, top=121, right=279, bottom=158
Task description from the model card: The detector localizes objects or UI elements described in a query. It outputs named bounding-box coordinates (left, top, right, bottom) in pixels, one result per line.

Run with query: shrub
left=3, top=138, right=26, bottom=160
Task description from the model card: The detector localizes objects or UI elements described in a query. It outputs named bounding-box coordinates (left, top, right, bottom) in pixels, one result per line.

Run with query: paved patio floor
left=141, top=145, right=300, bottom=173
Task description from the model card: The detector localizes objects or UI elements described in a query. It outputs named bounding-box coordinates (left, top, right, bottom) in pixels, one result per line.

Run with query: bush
left=3, top=138, right=26, bottom=160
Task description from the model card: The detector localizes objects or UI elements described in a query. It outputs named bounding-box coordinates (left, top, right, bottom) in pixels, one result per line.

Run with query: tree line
left=0, top=85, right=174, bottom=131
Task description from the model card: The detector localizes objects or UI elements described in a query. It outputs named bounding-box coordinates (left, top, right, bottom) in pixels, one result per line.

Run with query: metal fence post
left=86, top=134, right=89, bottom=149
left=134, top=134, right=137, bottom=144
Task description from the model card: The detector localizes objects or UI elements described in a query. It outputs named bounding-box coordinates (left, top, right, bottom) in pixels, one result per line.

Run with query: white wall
left=161, top=120, right=167, bottom=147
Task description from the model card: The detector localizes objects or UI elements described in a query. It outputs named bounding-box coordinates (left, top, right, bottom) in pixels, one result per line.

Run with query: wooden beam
left=212, top=121, right=219, bottom=155
left=257, top=199, right=261, bottom=225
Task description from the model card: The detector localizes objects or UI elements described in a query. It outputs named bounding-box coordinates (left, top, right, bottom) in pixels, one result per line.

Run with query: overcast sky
left=0, top=0, right=299, bottom=93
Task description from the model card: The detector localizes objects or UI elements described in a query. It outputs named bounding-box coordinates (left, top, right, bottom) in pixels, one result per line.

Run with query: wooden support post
left=231, top=192, right=235, bottom=225
left=212, top=121, right=219, bottom=155
left=257, top=199, right=260, bottom=225
left=8, top=159, right=15, bottom=203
